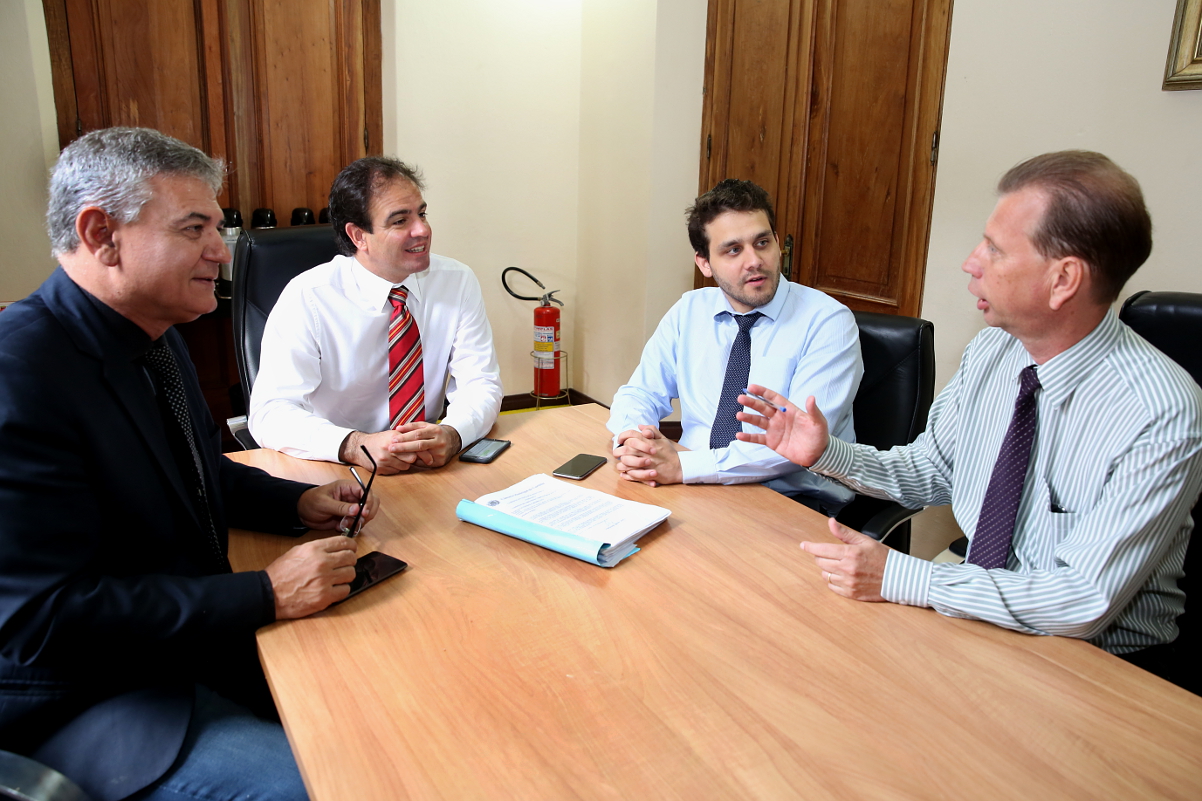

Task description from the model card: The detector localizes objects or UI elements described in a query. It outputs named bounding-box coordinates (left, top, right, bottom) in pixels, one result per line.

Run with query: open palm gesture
left=735, top=384, right=830, bottom=467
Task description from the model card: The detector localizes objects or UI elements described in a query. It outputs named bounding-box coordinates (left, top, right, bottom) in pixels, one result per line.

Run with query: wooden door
left=698, top=0, right=953, bottom=317
left=227, top=0, right=381, bottom=219
left=43, top=0, right=231, bottom=192
left=42, top=0, right=382, bottom=218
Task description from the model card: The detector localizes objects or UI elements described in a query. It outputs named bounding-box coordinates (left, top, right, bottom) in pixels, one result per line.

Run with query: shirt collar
left=1029, top=309, right=1123, bottom=408
left=709, top=275, right=787, bottom=322
left=345, top=254, right=425, bottom=313
left=78, top=284, right=154, bottom=360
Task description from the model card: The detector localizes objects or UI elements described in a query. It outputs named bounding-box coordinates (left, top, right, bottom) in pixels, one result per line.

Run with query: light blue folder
left=455, top=499, right=640, bottom=567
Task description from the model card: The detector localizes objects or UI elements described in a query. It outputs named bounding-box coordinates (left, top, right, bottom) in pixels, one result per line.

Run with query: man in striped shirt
left=737, top=151, right=1202, bottom=662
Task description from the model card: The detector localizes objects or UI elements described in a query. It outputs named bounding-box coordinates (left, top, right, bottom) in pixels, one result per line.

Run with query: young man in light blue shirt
left=607, top=179, right=863, bottom=514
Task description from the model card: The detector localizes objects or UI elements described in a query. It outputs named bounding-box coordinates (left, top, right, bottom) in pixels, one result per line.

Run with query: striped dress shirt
left=812, top=310, right=1202, bottom=653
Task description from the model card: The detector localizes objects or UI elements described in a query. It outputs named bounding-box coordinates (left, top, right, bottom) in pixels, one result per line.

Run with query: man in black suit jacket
left=0, top=128, right=377, bottom=800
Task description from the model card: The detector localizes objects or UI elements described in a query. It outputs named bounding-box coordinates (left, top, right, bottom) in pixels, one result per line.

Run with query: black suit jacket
left=0, top=268, right=311, bottom=799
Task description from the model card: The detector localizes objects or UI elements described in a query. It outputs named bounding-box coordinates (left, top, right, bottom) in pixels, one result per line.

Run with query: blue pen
left=742, top=388, right=788, bottom=412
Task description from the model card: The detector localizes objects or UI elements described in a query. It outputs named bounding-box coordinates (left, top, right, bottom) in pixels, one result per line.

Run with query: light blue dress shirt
left=608, top=279, right=863, bottom=506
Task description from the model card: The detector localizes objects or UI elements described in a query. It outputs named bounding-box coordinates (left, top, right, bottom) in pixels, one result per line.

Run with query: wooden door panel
left=722, top=0, right=795, bottom=202
left=253, top=0, right=344, bottom=216
left=698, top=0, right=812, bottom=288
left=798, top=0, right=950, bottom=315
left=59, top=0, right=211, bottom=149
left=61, top=0, right=105, bottom=140
left=699, top=0, right=952, bottom=317
left=97, top=0, right=207, bottom=146
left=808, top=0, right=914, bottom=303
left=44, top=0, right=381, bottom=216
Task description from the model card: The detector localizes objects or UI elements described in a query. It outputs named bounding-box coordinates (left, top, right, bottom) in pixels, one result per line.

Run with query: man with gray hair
left=0, top=127, right=378, bottom=800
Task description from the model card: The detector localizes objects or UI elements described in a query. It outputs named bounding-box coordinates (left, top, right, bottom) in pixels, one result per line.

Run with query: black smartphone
left=342, top=551, right=409, bottom=601
left=459, top=438, right=512, bottom=464
left=552, top=453, right=608, bottom=480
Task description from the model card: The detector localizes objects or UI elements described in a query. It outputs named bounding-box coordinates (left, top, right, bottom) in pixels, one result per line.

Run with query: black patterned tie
left=968, top=365, right=1041, bottom=570
left=709, top=311, right=763, bottom=449
left=143, top=339, right=228, bottom=572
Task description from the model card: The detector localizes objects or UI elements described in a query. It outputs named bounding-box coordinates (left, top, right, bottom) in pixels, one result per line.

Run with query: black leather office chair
left=1119, top=290, right=1202, bottom=696
left=229, top=226, right=341, bottom=449
left=0, top=751, right=91, bottom=801
left=834, top=311, right=936, bottom=555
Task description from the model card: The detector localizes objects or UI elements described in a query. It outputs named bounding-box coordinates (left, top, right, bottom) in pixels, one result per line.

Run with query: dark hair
left=47, top=127, right=223, bottom=257
left=686, top=179, right=777, bottom=258
left=328, top=156, right=425, bottom=256
left=998, top=151, right=1152, bottom=303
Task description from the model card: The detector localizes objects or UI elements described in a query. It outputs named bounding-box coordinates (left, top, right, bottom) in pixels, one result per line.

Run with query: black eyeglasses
left=344, top=446, right=377, bottom=537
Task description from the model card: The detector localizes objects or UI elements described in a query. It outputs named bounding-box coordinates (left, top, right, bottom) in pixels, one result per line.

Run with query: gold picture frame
left=1164, top=0, right=1202, bottom=89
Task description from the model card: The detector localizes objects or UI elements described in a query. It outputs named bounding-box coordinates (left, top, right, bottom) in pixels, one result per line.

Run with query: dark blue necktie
left=969, top=365, right=1041, bottom=570
left=144, top=339, right=228, bottom=572
left=709, top=312, right=762, bottom=449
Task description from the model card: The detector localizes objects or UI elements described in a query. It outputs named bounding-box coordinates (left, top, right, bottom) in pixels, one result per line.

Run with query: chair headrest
left=1119, top=291, right=1202, bottom=384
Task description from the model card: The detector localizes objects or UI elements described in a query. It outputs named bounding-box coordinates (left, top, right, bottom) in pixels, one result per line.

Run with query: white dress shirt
left=607, top=279, right=862, bottom=505
left=248, top=253, right=502, bottom=462
left=812, top=311, right=1202, bottom=653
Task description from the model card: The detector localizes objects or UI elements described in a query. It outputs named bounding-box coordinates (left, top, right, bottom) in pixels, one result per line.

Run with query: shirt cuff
left=310, top=424, right=356, bottom=463
left=256, top=570, right=277, bottom=623
left=810, top=436, right=855, bottom=478
left=880, top=550, right=932, bottom=608
left=677, top=449, right=718, bottom=484
left=439, top=414, right=485, bottom=450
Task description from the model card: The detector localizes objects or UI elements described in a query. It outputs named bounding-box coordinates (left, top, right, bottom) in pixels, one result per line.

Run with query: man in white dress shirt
left=249, top=157, right=502, bottom=474
left=607, top=179, right=862, bottom=514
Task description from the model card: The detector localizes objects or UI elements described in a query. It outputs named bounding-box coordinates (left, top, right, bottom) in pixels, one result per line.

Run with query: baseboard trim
left=499, top=391, right=682, bottom=441
left=500, top=389, right=607, bottom=413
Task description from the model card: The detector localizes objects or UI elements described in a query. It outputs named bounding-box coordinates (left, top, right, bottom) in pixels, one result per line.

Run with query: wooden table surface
left=229, top=404, right=1202, bottom=800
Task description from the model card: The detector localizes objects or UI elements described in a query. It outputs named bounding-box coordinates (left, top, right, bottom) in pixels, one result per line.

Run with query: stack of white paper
left=455, top=474, right=671, bottom=567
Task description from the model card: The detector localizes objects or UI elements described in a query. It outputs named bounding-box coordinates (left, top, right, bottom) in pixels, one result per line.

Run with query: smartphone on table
left=459, top=438, right=511, bottom=464
left=552, top=453, right=608, bottom=480
left=341, top=551, right=409, bottom=601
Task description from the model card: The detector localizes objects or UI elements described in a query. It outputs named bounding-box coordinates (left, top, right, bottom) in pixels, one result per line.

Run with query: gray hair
left=47, top=127, right=225, bottom=257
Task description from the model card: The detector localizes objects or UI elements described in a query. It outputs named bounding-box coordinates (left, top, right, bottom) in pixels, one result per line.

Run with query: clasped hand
left=612, top=425, right=683, bottom=487
left=343, top=423, right=462, bottom=474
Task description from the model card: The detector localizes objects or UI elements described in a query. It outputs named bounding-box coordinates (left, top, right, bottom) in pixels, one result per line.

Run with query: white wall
left=923, top=0, right=1202, bottom=392
left=385, top=0, right=584, bottom=398
left=0, top=0, right=58, bottom=303
left=384, top=0, right=705, bottom=403
left=575, top=0, right=706, bottom=402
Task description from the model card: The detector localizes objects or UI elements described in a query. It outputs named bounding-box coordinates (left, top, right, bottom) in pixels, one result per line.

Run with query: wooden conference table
left=228, top=404, right=1202, bottom=800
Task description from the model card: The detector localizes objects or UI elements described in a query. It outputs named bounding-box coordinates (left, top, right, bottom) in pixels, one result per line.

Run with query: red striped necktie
left=388, top=286, right=425, bottom=428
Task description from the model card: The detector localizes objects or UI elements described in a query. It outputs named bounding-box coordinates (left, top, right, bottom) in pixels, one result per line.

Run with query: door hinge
left=929, top=130, right=940, bottom=166
left=363, top=126, right=370, bottom=154
left=76, top=117, right=83, bottom=137
left=706, top=134, right=711, bottom=160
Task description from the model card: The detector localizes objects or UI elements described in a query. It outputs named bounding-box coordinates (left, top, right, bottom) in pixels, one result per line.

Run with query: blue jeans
left=130, top=685, right=308, bottom=801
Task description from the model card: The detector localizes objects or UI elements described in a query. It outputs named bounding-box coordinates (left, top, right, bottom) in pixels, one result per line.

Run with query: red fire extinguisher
left=502, top=267, right=564, bottom=398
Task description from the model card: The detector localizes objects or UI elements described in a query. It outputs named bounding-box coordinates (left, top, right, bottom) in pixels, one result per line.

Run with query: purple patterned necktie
left=968, top=365, right=1041, bottom=570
